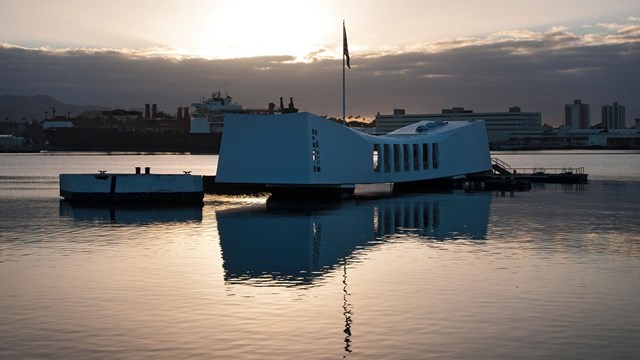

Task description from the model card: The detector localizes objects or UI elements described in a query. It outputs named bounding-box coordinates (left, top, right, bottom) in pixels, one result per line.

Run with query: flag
left=343, top=22, right=351, bottom=69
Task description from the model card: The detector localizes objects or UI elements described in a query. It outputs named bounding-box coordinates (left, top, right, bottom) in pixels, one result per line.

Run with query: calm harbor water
left=1, top=151, right=640, bottom=359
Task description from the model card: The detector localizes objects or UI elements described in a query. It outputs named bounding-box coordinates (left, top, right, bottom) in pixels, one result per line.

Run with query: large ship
left=188, top=92, right=240, bottom=153
left=44, top=126, right=191, bottom=152
left=44, top=93, right=298, bottom=153
left=188, top=92, right=298, bottom=153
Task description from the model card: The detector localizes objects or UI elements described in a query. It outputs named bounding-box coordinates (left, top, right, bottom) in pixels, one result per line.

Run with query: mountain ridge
left=0, top=94, right=110, bottom=122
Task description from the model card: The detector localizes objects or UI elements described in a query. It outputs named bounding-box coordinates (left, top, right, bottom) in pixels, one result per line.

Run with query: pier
left=466, top=158, right=588, bottom=191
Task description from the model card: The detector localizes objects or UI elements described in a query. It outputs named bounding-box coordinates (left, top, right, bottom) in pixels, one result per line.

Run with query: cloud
left=2, top=22, right=640, bottom=125
left=597, top=22, right=640, bottom=36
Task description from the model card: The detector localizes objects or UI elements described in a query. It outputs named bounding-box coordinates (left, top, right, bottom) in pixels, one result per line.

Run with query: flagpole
left=342, top=20, right=346, bottom=125
left=342, top=20, right=351, bottom=125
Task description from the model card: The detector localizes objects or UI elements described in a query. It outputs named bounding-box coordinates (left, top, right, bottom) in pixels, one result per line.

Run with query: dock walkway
left=466, top=158, right=588, bottom=191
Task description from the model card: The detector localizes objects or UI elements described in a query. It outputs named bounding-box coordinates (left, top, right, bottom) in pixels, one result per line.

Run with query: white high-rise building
left=601, top=101, right=626, bottom=129
left=565, top=99, right=590, bottom=129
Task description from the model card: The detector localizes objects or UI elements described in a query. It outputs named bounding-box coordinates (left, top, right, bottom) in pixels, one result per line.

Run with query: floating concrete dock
left=60, top=167, right=204, bottom=204
left=465, top=158, right=588, bottom=191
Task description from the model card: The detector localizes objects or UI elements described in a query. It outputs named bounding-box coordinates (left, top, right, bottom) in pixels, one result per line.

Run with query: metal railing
left=492, top=157, right=512, bottom=171
left=492, top=158, right=585, bottom=175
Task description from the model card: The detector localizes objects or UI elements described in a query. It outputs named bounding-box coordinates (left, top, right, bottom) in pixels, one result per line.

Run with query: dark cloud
left=1, top=30, right=639, bottom=125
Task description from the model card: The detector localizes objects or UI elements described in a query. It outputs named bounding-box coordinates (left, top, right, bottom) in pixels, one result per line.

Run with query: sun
left=190, top=0, right=335, bottom=60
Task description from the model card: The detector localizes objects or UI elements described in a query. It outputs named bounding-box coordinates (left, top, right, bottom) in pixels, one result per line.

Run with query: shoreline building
left=547, top=127, right=640, bottom=148
left=601, top=101, right=626, bottom=129
left=374, top=106, right=542, bottom=148
left=565, top=99, right=590, bottom=129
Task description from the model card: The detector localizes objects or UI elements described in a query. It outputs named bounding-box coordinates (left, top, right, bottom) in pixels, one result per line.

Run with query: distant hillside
left=0, top=94, right=110, bottom=122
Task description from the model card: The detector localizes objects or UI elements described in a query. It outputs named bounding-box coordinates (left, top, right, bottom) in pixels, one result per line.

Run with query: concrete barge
left=60, top=167, right=204, bottom=204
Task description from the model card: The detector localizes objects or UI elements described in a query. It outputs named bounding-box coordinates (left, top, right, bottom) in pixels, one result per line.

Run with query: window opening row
left=373, top=143, right=439, bottom=173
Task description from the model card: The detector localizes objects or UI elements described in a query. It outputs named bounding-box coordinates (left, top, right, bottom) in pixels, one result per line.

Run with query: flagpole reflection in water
left=343, top=260, right=353, bottom=356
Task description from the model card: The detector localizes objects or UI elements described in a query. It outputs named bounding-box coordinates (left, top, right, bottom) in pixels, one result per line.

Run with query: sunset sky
left=2, top=0, right=640, bottom=124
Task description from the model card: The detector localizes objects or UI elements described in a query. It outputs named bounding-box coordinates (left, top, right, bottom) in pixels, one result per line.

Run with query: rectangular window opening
left=403, top=144, right=410, bottom=171
left=373, top=144, right=380, bottom=172
left=432, top=143, right=439, bottom=169
left=393, top=144, right=401, bottom=172
left=383, top=144, right=391, bottom=173
left=422, top=143, right=429, bottom=169
left=412, top=144, right=420, bottom=171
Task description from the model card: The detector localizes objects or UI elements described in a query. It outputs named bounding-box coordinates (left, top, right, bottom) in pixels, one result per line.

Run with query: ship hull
left=189, top=132, right=222, bottom=154
left=45, top=128, right=220, bottom=153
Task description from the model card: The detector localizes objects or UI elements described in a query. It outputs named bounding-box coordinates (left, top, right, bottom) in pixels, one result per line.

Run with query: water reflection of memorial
left=59, top=201, right=203, bottom=224
left=217, top=192, right=491, bottom=286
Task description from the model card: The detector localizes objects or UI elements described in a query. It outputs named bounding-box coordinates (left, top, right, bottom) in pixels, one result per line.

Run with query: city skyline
left=1, top=0, right=639, bottom=125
